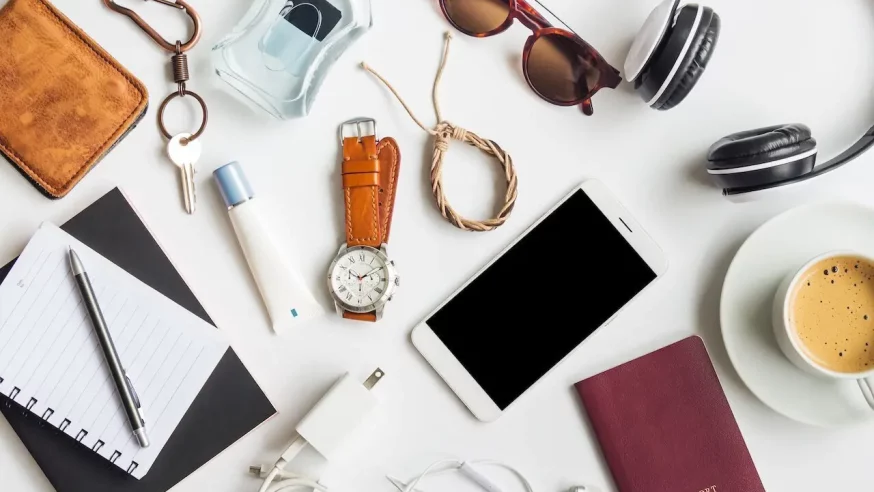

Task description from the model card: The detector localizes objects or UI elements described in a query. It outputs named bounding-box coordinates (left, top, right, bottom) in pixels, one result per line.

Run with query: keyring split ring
left=157, top=89, right=208, bottom=142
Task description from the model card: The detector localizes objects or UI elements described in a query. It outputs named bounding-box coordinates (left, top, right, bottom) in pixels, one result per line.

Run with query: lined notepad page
left=0, top=223, right=229, bottom=479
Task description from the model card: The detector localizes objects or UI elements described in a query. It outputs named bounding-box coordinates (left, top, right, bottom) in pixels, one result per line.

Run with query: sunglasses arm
left=579, top=68, right=620, bottom=115
left=515, top=0, right=552, bottom=29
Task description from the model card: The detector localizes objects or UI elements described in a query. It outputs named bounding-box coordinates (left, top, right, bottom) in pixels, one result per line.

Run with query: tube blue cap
left=214, top=161, right=255, bottom=209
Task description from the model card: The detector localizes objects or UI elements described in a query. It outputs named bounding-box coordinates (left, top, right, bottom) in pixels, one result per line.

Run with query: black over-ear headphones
left=701, top=9, right=874, bottom=198
left=707, top=123, right=874, bottom=198
left=625, top=0, right=721, bottom=111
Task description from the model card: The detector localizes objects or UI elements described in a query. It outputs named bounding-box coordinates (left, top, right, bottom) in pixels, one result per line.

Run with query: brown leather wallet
left=0, top=0, right=149, bottom=199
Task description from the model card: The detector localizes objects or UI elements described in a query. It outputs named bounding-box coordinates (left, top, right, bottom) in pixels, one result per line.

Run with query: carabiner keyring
left=102, top=0, right=202, bottom=53
left=104, top=0, right=208, bottom=142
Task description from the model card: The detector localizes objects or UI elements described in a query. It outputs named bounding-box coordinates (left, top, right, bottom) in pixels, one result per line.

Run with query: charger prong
left=363, top=368, right=384, bottom=390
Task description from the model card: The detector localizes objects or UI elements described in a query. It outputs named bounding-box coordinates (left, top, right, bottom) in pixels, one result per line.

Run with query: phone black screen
left=427, top=190, right=657, bottom=410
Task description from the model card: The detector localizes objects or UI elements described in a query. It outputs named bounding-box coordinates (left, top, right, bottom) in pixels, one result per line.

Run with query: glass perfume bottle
left=212, top=0, right=373, bottom=119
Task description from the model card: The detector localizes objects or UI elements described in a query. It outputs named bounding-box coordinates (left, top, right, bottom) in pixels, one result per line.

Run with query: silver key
left=167, top=133, right=202, bottom=214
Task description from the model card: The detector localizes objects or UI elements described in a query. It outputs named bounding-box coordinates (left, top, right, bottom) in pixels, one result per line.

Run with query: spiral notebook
left=0, top=222, right=230, bottom=479
left=0, top=188, right=276, bottom=492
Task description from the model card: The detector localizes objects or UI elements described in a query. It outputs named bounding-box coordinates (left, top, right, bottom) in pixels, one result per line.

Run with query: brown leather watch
left=327, top=119, right=401, bottom=322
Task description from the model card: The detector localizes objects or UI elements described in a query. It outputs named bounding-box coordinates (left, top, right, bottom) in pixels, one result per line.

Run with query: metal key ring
left=157, top=89, right=208, bottom=142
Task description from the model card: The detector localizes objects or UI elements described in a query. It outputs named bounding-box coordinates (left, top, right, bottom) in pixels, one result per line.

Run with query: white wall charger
left=252, top=368, right=385, bottom=492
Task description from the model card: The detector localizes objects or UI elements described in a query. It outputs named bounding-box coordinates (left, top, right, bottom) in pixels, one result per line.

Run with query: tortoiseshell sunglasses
left=439, top=0, right=621, bottom=115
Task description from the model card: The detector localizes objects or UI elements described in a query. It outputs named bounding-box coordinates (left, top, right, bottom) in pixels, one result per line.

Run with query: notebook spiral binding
left=0, top=380, right=138, bottom=475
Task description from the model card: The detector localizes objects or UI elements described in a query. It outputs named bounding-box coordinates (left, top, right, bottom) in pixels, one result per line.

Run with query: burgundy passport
left=575, top=336, right=765, bottom=492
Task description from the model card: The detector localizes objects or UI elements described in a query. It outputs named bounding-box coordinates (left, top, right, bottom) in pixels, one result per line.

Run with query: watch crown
left=394, top=277, right=401, bottom=287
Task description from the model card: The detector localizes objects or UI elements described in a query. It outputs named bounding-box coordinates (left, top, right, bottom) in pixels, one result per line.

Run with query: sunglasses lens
left=443, top=0, right=511, bottom=35
left=527, top=34, right=601, bottom=103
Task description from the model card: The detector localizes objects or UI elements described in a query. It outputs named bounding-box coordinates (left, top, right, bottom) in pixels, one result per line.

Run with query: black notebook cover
left=0, top=188, right=276, bottom=491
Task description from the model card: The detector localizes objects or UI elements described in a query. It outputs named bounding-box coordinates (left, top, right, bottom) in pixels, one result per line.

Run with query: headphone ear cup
left=707, top=124, right=818, bottom=191
left=654, top=8, right=720, bottom=110
left=635, top=5, right=719, bottom=110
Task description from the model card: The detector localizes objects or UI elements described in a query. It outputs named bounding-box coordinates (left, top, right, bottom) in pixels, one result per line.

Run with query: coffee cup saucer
left=721, top=202, right=874, bottom=427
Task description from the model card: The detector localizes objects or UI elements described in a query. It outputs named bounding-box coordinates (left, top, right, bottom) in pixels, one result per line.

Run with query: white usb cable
left=250, top=369, right=385, bottom=492
left=249, top=368, right=597, bottom=492
left=388, top=460, right=601, bottom=492
left=391, top=459, right=535, bottom=492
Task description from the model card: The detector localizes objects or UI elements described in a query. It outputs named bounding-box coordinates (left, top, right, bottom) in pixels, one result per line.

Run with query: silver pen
left=69, top=248, right=150, bottom=448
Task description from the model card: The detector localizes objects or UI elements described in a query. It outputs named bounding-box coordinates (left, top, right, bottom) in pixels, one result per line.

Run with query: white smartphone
left=412, top=180, right=667, bottom=422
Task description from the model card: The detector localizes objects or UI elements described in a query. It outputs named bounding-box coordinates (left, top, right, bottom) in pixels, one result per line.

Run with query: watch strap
left=342, top=311, right=377, bottom=322
left=342, top=135, right=401, bottom=247
left=377, top=137, right=401, bottom=243
left=342, top=134, right=380, bottom=248
left=340, top=135, right=401, bottom=322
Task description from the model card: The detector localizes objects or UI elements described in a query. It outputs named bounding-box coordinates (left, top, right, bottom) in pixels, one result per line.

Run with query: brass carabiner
left=102, top=0, right=202, bottom=53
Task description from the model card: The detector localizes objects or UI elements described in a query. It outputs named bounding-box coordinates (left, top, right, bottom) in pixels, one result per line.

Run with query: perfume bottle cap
left=214, top=161, right=255, bottom=209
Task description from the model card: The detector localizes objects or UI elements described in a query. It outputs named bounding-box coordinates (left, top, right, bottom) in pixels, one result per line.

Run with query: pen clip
left=125, top=374, right=141, bottom=408
left=125, top=374, right=146, bottom=424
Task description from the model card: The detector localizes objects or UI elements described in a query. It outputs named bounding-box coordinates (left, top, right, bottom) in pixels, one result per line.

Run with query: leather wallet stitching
left=0, top=0, right=147, bottom=195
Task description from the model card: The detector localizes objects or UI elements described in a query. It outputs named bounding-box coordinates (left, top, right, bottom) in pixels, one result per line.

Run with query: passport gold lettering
left=698, top=486, right=717, bottom=492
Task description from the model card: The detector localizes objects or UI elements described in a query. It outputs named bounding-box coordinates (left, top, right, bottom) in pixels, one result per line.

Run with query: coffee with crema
left=790, top=255, right=874, bottom=373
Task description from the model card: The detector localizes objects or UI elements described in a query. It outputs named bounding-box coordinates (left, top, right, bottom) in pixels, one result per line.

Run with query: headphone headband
left=810, top=123, right=874, bottom=178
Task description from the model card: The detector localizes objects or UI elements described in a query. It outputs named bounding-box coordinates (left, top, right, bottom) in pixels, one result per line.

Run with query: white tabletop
left=2, top=0, right=874, bottom=490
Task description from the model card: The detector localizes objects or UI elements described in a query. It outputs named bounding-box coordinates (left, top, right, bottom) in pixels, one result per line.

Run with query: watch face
left=328, top=246, right=398, bottom=313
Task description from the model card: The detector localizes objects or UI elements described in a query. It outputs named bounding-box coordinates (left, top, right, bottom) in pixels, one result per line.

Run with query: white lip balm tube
left=213, top=161, right=324, bottom=333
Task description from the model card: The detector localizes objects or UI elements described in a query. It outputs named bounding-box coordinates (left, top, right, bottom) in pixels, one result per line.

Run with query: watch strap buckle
left=339, top=118, right=378, bottom=145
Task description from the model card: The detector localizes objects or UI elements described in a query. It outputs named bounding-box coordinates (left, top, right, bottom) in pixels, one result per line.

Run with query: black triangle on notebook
left=0, top=188, right=276, bottom=492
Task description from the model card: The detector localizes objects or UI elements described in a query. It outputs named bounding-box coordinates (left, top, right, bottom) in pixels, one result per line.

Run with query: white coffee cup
left=773, top=251, right=874, bottom=410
